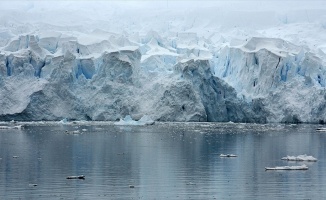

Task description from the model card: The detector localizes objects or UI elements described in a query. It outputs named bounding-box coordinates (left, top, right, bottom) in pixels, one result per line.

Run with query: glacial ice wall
left=1, top=1, right=326, bottom=123
left=0, top=32, right=271, bottom=122
left=2, top=32, right=323, bottom=123
left=213, top=37, right=326, bottom=123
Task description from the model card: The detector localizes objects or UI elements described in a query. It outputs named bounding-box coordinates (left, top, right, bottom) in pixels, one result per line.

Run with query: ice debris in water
left=281, top=155, right=317, bottom=162
left=66, top=175, right=85, bottom=180
left=60, top=118, right=68, bottom=124
left=0, top=125, right=22, bottom=129
left=65, top=130, right=80, bottom=135
left=114, top=115, right=154, bottom=126
left=220, top=154, right=237, bottom=157
left=265, top=164, right=308, bottom=170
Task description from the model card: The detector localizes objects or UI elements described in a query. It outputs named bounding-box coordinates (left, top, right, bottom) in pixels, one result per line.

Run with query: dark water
left=0, top=122, right=326, bottom=199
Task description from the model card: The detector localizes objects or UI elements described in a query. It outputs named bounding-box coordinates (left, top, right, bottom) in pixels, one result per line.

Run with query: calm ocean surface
left=0, top=122, right=325, bottom=199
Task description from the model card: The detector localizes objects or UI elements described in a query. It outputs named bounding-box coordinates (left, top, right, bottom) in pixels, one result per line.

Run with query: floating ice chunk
left=66, top=175, right=85, bottom=180
left=114, top=115, right=155, bottom=126
left=220, top=154, right=237, bottom=157
left=114, top=115, right=136, bottom=126
left=65, top=130, right=80, bottom=135
left=316, top=128, right=326, bottom=132
left=60, top=118, right=68, bottom=124
left=186, top=182, right=196, bottom=185
left=265, top=164, right=308, bottom=170
left=281, top=155, right=317, bottom=162
left=138, top=115, right=155, bottom=125
left=0, top=125, right=22, bottom=129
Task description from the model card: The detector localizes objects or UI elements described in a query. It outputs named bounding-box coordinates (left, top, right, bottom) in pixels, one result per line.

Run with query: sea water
left=0, top=122, right=325, bottom=199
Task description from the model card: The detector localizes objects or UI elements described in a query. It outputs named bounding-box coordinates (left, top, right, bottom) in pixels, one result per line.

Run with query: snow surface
left=0, top=1, right=326, bottom=122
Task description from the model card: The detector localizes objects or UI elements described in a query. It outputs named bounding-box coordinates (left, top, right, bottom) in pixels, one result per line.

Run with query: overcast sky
left=1, top=0, right=326, bottom=11
left=1, top=0, right=325, bottom=32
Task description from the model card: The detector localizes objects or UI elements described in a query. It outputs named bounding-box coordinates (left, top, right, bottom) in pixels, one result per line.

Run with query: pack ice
left=0, top=1, right=326, bottom=123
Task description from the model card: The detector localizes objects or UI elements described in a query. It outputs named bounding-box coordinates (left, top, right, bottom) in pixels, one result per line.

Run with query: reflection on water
left=0, top=123, right=325, bottom=199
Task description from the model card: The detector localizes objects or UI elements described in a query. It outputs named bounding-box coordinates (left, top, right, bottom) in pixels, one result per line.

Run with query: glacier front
left=0, top=1, right=326, bottom=123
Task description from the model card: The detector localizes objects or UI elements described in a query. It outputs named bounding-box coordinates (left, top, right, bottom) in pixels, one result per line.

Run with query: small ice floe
left=60, top=118, right=69, bottom=124
left=66, top=175, right=85, bottom=180
left=65, top=130, right=80, bottom=134
left=220, top=154, right=237, bottom=157
left=316, top=127, right=326, bottom=132
left=186, top=182, right=196, bottom=185
left=281, top=155, right=317, bottom=162
left=0, top=125, right=22, bottom=129
left=114, top=115, right=155, bottom=126
left=265, top=164, right=308, bottom=170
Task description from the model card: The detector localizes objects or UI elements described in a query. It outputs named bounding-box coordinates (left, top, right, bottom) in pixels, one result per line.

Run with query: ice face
left=213, top=37, right=326, bottom=123
left=0, top=1, right=326, bottom=123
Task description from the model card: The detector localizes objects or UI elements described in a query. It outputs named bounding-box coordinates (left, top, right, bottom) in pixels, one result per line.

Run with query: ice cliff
left=0, top=37, right=264, bottom=122
left=213, top=37, right=326, bottom=123
left=1, top=33, right=324, bottom=123
left=1, top=1, right=326, bottom=123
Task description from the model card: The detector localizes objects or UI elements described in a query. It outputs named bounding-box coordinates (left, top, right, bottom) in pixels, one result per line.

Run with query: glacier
left=0, top=1, right=326, bottom=123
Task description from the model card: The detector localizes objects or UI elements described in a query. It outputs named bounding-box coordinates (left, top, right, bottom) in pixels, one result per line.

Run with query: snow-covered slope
left=0, top=1, right=326, bottom=123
